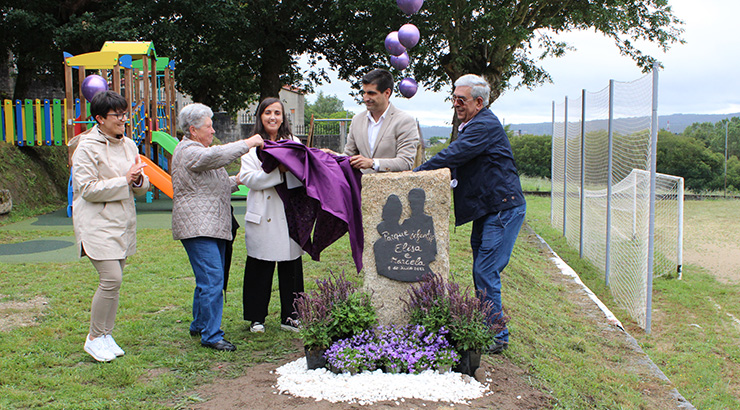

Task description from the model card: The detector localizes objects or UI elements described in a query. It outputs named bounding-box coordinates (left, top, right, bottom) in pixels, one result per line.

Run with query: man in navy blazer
left=343, top=69, right=419, bottom=173
left=415, top=74, right=526, bottom=354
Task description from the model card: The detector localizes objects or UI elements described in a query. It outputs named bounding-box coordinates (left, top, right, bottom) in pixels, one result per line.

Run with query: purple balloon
left=390, top=52, right=410, bottom=70
left=81, top=75, right=109, bottom=101
left=384, top=31, right=406, bottom=56
left=397, top=0, right=424, bottom=15
left=398, top=24, right=420, bottom=49
left=399, top=78, right=418, bottom=98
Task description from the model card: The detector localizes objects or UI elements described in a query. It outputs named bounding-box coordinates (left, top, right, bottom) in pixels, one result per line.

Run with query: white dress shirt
left=366, top=105, right=390, bottom=171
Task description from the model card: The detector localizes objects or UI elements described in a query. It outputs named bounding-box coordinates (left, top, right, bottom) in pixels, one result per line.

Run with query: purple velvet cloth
left=257, top=140, right=364, bottom=272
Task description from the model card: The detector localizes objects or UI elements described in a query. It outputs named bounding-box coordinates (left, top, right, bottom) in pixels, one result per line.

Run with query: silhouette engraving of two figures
left=374, top=188, right=437, bottom=282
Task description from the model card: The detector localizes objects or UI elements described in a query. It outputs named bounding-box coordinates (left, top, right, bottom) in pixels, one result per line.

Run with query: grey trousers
left=89, top=259, right=125, bottom=338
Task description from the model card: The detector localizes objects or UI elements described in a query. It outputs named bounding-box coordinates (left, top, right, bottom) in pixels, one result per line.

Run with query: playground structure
left=62, top=41, right=177, bottom=166
left=1, top=41, right=190, bottom=199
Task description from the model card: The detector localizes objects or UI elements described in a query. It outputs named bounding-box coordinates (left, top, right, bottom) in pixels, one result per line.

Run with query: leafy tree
left=509, top=134, right=551, bottom=179
left=428, top=136, right=447, bottom=145
left=323, top=0, right=683, bottom=136
left=2, top=0, right=337, bottom=113
left=656, top=130, right=724, bottom=192
left=682, top=117, right=740, bottom=159
left=304, top=91, right=353, bottom=125
left=726, top=156, right=740, bottom=194
left=1, top=0, right=138, bottom=99
left=3, top=0, right=684, bottom=118
left=137, top=0, right=261, bottom=113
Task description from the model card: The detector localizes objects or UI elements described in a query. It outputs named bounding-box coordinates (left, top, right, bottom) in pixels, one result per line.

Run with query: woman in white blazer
left=238, top=98, right=304, bottom=333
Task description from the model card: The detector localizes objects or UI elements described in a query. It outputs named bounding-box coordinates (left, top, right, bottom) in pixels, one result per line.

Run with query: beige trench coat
left=71, top=126, right=150, bottom=260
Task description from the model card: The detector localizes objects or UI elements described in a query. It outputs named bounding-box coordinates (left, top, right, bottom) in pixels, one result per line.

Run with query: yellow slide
left=139, top=155, right=173, bottom=199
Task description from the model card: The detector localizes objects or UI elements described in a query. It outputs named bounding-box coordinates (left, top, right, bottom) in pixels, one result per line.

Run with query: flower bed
left=325, top=325, right=459, bottom=374
left=295, top=272, right=507, bottom=376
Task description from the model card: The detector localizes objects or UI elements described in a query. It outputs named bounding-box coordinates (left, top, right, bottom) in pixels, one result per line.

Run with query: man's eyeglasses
left=106, top=112, right=128, bottom=121
left=452, top=95, right=471, bottom=105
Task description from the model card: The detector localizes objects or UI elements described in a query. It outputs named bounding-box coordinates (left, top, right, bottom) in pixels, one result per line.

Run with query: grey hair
left=454, top=74, right=490, bottom=105
left=179, top=103, right=213, bottom=137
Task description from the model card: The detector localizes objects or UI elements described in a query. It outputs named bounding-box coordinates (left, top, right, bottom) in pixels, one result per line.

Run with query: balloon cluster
left=385, top=0, right=424, bottom=98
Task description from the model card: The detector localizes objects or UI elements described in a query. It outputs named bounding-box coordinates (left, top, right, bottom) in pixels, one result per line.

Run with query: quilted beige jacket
left=171, top=137, right=251, bottom=241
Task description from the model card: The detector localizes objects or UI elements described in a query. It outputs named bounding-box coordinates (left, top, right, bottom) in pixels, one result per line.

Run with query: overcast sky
left=302, top=0, right=740, bottom=127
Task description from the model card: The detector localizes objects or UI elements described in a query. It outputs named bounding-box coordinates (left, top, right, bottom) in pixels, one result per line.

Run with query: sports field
left=681, top=199, right=740, bottom=284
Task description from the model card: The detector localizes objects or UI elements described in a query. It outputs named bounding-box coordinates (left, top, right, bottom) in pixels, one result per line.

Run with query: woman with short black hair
left=72, top=90, right=149, bottom=362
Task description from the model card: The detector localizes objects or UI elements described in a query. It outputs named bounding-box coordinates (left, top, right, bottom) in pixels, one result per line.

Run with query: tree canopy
left=304, top=91, right=354, bottom=126
left=2, top=0, right=684, bottom=115
left=324, top=0, right=684, bottom=103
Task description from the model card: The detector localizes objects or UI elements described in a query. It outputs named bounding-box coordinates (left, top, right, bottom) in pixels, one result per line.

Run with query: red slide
left=139, top=155, right=173, bottom=199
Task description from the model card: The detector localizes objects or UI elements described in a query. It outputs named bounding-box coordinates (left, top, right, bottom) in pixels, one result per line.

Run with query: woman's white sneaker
left=84, top=335, right=116, bottom=362
left=104, top=335, right=125, bottom=357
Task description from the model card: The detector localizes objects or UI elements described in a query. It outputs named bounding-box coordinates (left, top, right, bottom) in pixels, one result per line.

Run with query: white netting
left=552, top=102, right=565, bottom=230
left=565, top=96, right=582, bottom=248
left=550, top=72, right=684, bottom=330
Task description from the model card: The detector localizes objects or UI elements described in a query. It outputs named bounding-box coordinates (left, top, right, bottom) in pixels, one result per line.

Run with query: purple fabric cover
left=258, top=140, right=364, bottom=272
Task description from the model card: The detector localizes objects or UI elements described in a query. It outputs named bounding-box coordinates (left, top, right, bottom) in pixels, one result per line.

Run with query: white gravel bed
left=274, top=357, right=489, bottom=405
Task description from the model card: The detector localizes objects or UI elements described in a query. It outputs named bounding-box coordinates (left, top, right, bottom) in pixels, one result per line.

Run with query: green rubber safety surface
left=0, top=197, right=247, bottom=263
left=0, top=236, right=77, bottom=264
left=0, top=239, right=75, bottom=255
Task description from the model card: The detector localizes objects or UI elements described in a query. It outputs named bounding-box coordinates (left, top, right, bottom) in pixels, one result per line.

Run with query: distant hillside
left=419, top=125, right=452, bottom=140
left=505, top=113, right=740, bottom=136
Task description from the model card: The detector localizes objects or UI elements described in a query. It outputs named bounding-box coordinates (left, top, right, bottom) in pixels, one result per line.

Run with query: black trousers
left=243, top=255, right=304, bottom=324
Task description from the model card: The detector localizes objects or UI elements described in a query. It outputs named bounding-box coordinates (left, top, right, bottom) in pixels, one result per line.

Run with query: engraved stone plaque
left=374, top=189, right=437, bottom=282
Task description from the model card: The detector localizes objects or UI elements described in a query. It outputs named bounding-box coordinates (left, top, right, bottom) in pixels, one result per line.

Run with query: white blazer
left=237, top=136, right=303, bottom=261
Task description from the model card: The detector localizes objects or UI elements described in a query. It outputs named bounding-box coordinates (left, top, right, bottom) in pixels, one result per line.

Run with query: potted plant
left=328, top=291, right=377, bottom=341
left=294, top=271, right=377, bottom=370
left=293, top=289, right=332, bottom=370
left=403, top=274, right=507, bottom=376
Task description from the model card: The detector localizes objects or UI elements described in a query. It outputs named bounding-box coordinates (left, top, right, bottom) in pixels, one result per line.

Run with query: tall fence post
left=606, top=80, right=614, bottom=286
left=646, top=62, right=659, bottom=334
left=677, top=177, right=684, bottom=279
left=339, top=120, right=347, bottom=152
left=579, top=89, right=586, bottom=258
left=563, top=96, right=568, bottom=237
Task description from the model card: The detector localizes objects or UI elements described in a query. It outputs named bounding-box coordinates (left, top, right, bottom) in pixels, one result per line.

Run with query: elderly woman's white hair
left=454, top=74, right=491, bottom=106
left=179, top=103, right=213, bottom=136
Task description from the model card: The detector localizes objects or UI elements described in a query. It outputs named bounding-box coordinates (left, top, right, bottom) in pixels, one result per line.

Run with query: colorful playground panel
left=2, top=99, right=68, bottom=146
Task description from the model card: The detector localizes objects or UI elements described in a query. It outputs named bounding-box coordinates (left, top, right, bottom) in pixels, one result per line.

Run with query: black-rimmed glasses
left=106, top=112, right=128, bottom=121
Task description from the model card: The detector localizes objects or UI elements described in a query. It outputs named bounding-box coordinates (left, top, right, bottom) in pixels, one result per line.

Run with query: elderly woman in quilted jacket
left=172, top=103, right=263, bottom=352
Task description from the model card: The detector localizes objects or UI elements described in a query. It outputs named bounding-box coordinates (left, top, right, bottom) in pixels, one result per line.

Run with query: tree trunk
left=12, top=59, right=34, bottom=101
left=258, top=49, right=284, bottom=102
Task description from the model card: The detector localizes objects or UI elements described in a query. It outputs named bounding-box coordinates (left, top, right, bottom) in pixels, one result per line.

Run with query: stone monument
left=361, top=169, right=450, bottom=325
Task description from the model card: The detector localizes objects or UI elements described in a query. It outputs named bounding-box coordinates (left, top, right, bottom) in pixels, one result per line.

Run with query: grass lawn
left=527, top=195, right=740, bottom=410
left=0, top=195, right=737, bottom=408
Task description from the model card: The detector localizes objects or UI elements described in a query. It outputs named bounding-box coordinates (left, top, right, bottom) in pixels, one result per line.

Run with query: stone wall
left=212, top=112, right=252, bottom=144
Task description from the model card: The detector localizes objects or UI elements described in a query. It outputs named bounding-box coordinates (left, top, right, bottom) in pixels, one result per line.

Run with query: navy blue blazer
left=415, top=108, right=525, bottom=226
